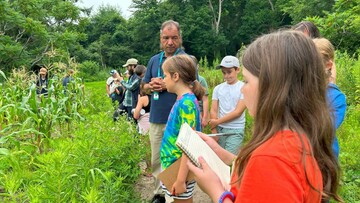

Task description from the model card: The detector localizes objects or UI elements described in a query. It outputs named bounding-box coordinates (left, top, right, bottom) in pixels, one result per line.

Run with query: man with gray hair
left=143, top=20, right=185, bottom=203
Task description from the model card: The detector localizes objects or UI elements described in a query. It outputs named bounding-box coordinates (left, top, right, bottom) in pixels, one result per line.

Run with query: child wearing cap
left=209, top=55, right=246, bottom=155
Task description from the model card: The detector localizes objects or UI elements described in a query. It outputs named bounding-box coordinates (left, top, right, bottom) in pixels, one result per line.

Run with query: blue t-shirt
left=160, top=93, right=201, bottom=169
left=327, top=83, right=346, bottom=158
left=143, top=49, right=186, bottom=124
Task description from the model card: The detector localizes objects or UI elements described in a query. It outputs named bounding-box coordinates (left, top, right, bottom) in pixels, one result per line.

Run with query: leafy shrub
left=337, top=105, right=360, bottom=202
left=78, top=60, right=109, bottom=82
left=336, top=52, right=360, bottom=106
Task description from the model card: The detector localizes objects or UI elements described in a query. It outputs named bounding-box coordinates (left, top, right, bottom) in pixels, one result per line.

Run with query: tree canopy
left=1, top=0, right=359, bottom=73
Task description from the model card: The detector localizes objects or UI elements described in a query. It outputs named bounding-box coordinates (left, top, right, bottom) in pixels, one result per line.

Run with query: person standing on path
left=118, top=58, right=140, bottom=121
left=209, top=56, right=246, bottom=155
left=143, top=20, right=185, bottom=202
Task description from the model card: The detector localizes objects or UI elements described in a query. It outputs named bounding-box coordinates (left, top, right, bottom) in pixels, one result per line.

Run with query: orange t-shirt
left=230, top=130, right=323, bottom=203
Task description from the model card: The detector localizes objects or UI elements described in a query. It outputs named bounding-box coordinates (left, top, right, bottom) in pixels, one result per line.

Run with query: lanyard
left=157, top=48, right=180, bottom=78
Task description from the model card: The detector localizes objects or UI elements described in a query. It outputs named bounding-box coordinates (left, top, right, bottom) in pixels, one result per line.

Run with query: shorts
left=161, top=180, right=196, bottom=200
left=217, top=127, right=244, bottom=155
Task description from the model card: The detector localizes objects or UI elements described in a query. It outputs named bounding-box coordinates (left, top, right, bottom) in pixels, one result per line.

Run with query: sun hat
left=216, top=56, right=240, bottom=69
left=39, top=67, right=47, bottom=75
left=110, top=69, right=117, bottom=75
left=123, top=58, right=138, bottom=67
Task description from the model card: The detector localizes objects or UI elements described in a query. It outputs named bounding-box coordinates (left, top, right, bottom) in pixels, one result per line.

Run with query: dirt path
left=135, top=161, right=212, bottom=202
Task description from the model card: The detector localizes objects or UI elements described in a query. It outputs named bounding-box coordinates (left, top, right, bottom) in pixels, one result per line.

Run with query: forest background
left=1, top=0, right=360, bottom=76
left=0, top=0, right=359, bottom=202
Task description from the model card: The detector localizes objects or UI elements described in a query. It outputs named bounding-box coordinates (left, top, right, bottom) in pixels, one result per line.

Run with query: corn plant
left=0, top=67, right=85, bottom=153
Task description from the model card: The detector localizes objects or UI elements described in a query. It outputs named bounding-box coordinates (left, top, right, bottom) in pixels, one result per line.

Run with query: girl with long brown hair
left=188, top=31, right=342, bottom=203
left=160, top=54, right=205, bottom=202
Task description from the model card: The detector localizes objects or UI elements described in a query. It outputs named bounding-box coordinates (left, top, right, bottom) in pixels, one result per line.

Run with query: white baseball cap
left=217, top=55, right=240, bottom=69
left=110, top=69, right=117, bottom=75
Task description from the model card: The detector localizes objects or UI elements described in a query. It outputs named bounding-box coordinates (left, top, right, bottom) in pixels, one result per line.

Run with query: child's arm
left=171, top=154, right=190, bottom=196
left=211, top=100, right=246, bottom=128
left=210, top=100, right=219, bottom=135
left=133, top=95, right=144, bottom=120
left=201, top=95, right=210, bottom=128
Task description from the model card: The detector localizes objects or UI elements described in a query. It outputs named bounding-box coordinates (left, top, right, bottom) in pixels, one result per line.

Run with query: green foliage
left=0, top=72, right=144, bottom=201
left=333, top=51, right=360, bottom=201
left=77, top=60, right=109, bottom=82
left=2, top=0, right=346, bottom=75
left=0, top=67, right=85, bottom=152
left=0, top=0, right=359, bottom=201
left=237, top=0, right=283, bottom=44
left=77, top=6, right=137, bottom=68
left=337, top=105, right=360, bottom=202
left=276, top=0, right=334, bottom=23
left=336, top=52, right=360, bottom=106
left=0, top=0, right=83, bottom=72
left=308, top=0, right=360, bottom=55
left=199, top=56, right=209, bottom=71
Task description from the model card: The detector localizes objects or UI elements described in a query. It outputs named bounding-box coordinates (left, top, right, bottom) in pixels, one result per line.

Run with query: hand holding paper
left=176, top=123, right=230, bottom=189
left=187, top=157, right=227, bottom=203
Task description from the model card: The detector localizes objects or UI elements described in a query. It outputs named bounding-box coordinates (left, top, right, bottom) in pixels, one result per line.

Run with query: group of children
left=155, top=22, right=345, bottom=203
left=103, top=20, right=345, bottom=203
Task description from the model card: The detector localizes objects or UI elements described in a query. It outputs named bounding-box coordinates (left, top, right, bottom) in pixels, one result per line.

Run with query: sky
left=76, top=0, right=134, bottom=19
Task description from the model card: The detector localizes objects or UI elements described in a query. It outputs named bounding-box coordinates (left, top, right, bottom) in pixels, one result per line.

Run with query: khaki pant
left=149, top=123, right=166, bottom=195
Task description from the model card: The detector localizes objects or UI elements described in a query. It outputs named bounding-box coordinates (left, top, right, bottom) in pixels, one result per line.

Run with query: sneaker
left=151, top=194, right=165, bottom=203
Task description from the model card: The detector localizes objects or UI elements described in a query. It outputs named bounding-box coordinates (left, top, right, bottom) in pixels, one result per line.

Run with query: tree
left=276, top=0, right=335, bottom=23
left=128, top=0, right=164, bottom=63
left=310, top=0, right=360, bottom=55
left=76, top=5, right=136, bottom=68
left=237, top=0, right=283, bottom=45
left=208, top=0, right=224, bottom=34
left=0, top=0, right=83, bottom=72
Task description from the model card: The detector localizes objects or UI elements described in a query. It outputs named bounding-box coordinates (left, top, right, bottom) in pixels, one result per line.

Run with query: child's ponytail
left=163, top=54, right=205, bottom=101
left=191, top=80, right=205, bottom=101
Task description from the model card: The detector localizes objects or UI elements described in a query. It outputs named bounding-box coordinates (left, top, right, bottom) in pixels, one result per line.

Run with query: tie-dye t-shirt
left=160, top=92, right=201, bottom=169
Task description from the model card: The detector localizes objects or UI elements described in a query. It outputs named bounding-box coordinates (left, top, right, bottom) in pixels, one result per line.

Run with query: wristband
left=218, top=191, right=235, bottom=203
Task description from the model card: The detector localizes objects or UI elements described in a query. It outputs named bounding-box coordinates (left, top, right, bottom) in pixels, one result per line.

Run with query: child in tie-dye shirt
left=160, top=55, right=205, bottom=202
